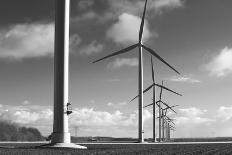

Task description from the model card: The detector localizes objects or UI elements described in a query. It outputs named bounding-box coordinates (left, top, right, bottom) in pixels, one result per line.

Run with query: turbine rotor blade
left=155, top=83, right=182, bottom=96
left=130, top=83, right=155, bottom=102
left=92, top=43, right=138, bottom=63
left=160, top=101, right=177, bottom=114
left=142, top=45, right=180, bottom=74
left=139, top=0, right=148, bottom=42
left=143, top=103, right=153, bottom=108
left=163, top=105, right=179, bottom=111
left=130, top=81, right=182, bottom=102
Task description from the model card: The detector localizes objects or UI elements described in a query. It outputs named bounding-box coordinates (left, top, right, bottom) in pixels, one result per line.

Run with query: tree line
left=0, top=121, right=44, bottom=141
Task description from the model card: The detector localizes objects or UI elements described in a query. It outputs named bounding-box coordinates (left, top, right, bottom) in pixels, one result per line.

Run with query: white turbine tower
left=48, top=0, right=86, bottom=148
left=93, top=0, right=180, bottom=143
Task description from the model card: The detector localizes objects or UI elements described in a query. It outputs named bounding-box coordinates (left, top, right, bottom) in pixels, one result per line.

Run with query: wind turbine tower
left=49, top=0, right=86, bottom=148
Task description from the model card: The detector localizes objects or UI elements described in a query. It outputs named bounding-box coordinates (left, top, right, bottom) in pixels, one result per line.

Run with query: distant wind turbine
left=137, top=56, right=179, bottom=142
left=93, top=0, right=180, bottom=143
left=155, top=102, right=178, bottom=142
left=133, top=78, right=181, bottom=142
left=156, top=81, right=180, bottom=142
left=164, top=116, right=176, bottom=141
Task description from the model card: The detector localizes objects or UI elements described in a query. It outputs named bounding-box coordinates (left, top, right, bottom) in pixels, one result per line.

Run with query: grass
left=1, top=142, right=232, bottom=155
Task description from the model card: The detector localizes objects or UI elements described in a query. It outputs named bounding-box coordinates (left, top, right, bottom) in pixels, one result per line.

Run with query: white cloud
left=176, top=107, right=214, bottom=125
left=174, top=107, right=216, bottom=137
left=70, top=108, right=152, bottom=127
left=21, top=100, right=31, bottom=105
left=0, top=103, right=153, bottom=137
left=108, top=0, right=185, bottom=18
left=152, top=0, right=184, bottom=11
left=216, top=106, right=232, bottom=122
left=107, top=13, right=151, bottom=45
left=108, top=57, right=138, bottom=69
left=107, top=101, right=128, bottom=108
left=169, top=75, right=201, bottom=83
left=0, top=104, right=53, bottom=135
left=79, top=41, right=104, bottom=56
left=107, top=102, right=114, bottom=107
left=0, top=23, right=54, bottom=60
left=72, top=0, right=185, bottom=33
left=205, top=47, right=232, bottom=77
left=179, top=107, right=207, bottom=117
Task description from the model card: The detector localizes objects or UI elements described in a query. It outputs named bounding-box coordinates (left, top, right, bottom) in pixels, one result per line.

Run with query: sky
left=0, top=0, right=232, bottom=138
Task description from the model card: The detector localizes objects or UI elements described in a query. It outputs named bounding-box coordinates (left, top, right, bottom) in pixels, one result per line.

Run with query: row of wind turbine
left=93, top=0, right=181, bottom=143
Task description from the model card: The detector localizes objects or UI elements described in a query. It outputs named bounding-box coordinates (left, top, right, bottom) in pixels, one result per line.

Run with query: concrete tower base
left=51, top=132, right=71, bottom=144
left=41, top=143, right=87, bottom=149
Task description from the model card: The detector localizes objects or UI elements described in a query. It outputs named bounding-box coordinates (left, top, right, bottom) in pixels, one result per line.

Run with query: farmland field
left=1, top=142, right=232, bottom=155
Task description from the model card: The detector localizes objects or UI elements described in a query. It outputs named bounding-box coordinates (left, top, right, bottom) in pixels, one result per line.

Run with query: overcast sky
left=0, top=0, right=232, bottom=138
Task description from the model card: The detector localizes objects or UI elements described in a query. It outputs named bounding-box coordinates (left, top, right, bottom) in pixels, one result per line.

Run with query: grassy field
left=1, top=142, right=232, bottom=155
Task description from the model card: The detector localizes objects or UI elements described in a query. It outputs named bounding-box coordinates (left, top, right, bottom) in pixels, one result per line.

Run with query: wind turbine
left=133, top=78, right=181, bottom=142
left=155, top=103, right=178, bottom=142
left=132, top=56, right=180, bottom=142
left=163, top=113, right=176, bottom=141
left=165, top=117, right=175, bottom=141
left=156, top=81, right=181, bottom=142
left=93, top=0, right=180, bottom=143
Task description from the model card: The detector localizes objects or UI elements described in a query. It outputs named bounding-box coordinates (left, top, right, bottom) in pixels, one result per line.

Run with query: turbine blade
left=129, top=95, right=138, bottom=103
left=142, top=45, right=180, bottom=74
left=130, top=83, right=155, bottom=102
left=139, top=0, right=148, bottom=42
left=160, top=101, right=177, bottom=114
left=151, top=56, right=155, bottom=82
left=155, top=83, right=182, bottom=96
left=92, top=43, right=138, bottom=63
left=143, top=103, right=153, bottom=108
left=163, top=105, right=179, bottom=111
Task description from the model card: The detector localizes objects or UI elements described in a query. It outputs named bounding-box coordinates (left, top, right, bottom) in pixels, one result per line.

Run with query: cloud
left=179, top=107, right=207, bottom=117
left=204, top=47, right=232, bottom=77
left=107, top=57, right=138, bottom=69
left=0, top=103, right=153, bottom=137
left=74, top=0, right=184, bottom=23
left=107, top=13, right=152, bottom=45
left=168, top=75, right=201, bottom=83
left=106, top=101, right=128, bottom=108
left=0, top=23, right=54, bottom=60
left=216, top=106, right=232, bottom=122
left=108, top=0, right=185, bottom=18
left=173, top=107, right=216, bottom=137
left=152, top=0, right=185, bottom=11
left=107, top=102, right=114, bottom=107
left=70, top=108, right=151, bottom=127
left=176, top=107, right=215, bottom=125
left=79, top=41, right=104, bottom=56
left=21, top=100, right=31, bottom=105
left=0, top=103, right=53, bottom=136
left=78, top=0, right=95, bottom=10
